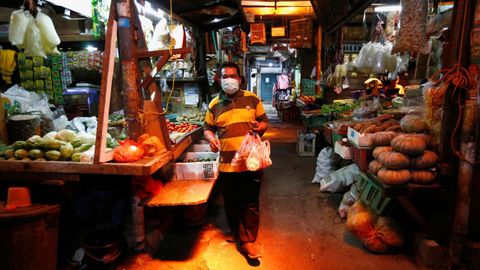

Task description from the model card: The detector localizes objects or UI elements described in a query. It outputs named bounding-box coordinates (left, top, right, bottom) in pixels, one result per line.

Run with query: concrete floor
left=118, top=112, right=420, bottom=270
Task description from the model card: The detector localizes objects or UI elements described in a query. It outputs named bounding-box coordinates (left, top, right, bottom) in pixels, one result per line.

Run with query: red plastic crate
left=350, top=143, right=373, bottom=172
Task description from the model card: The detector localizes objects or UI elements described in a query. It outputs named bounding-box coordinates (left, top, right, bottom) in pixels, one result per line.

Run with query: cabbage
left=72, top=132, right=96, bottom=146
left=55, top=129, right=77, bottom=142
left=43, top=131, right=57, bottom=140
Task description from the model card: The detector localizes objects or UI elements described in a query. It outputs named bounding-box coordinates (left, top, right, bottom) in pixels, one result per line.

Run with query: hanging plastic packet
left=8, top=9, right=31, bottom=48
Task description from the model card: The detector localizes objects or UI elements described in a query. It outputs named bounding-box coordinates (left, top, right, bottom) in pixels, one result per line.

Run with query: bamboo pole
left=315, top=26, right=322, bottom=95
left=448, top=99, right=479, bottom=267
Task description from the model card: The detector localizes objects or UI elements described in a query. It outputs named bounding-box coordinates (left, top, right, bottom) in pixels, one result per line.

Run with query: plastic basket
left=301, top=113, right=327, bottom=129
left=332, top=128, right=347, bottom=145
left=357, top=172, right=391, bottom=215
left=350, top=142, right=373, bottom=172
left=301, top=79, right=316, bottom=96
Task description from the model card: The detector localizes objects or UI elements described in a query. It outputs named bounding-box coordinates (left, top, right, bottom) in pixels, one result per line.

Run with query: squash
left=385, top=124, right=403, bottom=132
left=378, top=151, right=410, bottom=169
left=400, top=114, right=428, bottom=133
left=411, top=150, right=438, bottom=169
left=391, top=134, right=426, bottom=156
left=371, top=131, right=399, bottom=146
left=377, top=168, right=410, bottom=185
left=369, top=160, right=383, bottom=175
left=410, top=170, right=436, bottom=184
left=373, top=146, right=393, bottom=159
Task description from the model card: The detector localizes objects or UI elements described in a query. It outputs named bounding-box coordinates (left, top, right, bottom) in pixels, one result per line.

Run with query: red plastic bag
left=113, top=139, right=145, bottom=162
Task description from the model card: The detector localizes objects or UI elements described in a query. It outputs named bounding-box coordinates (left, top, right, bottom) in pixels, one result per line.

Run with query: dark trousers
left=219, top=170, right=262, bottom=243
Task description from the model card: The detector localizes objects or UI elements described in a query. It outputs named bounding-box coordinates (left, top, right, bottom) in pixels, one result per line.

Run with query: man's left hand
left=252, top=121, right=268, bottom=135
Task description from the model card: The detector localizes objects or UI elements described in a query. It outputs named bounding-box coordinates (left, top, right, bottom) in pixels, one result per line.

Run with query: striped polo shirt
left=204, top=90, right=269, bottom=172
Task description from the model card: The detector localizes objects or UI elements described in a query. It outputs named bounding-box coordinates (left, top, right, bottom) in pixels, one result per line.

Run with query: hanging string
left=137, top=0, right=177, bottom=132
left=430, top=0, right=476, bottom=165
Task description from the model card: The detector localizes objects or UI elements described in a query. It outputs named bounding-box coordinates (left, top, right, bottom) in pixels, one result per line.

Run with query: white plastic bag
left=36, top=10, right=61, bottom=55
left=311, top=147, right=341, bottom=184
left=338, top=182, right=360, bottom=218
left=8, top=9, right=30, bottom=48
left=23, top=17, right=46, bottom=58
left=319, top=163, right=359, bottom=193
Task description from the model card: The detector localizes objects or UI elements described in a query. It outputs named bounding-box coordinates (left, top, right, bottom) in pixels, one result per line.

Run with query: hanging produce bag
left=113, top=139, right=144, bottom=163
left=392, top=0, right=429, bottom=54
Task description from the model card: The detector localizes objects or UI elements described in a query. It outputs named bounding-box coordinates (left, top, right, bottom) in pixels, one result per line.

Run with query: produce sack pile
left=346, top=201, right=404, bottom=253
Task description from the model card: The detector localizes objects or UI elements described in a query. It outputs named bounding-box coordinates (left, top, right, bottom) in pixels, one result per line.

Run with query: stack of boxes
left=18, top=53, right=70, bottom=105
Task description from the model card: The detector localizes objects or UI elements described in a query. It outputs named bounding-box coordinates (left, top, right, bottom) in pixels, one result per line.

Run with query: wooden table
left=142, top=179, right=217, bottom=207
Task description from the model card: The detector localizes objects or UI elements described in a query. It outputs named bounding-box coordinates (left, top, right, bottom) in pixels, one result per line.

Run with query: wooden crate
left=289, top=19, right=313, bottom=49
left=250, top=23, right=266, bottom=45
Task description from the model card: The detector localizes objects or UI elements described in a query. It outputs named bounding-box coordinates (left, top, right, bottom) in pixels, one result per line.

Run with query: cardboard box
left=347, top=126, right=374, bottom=147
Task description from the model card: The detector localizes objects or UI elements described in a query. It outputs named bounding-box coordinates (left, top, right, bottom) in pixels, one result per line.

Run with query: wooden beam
left=324, top=0, right=375, bottom=35
left=94, top=2, right=118, bottom=163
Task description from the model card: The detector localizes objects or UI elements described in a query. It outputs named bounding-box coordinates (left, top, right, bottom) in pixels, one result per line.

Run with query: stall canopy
left=153, top=0, right=401, bottom=32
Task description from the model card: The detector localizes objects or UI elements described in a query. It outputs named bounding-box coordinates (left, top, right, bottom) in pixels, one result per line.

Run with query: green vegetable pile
left=186, top=157, right=214, bottom=162
left=320, top=103, right=357, bottom=114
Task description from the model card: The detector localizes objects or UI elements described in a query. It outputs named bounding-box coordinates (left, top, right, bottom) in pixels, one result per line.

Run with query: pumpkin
left=369, top=160, right=383, bottom=175
left=377, top=168, right=410, bottom=185
left=371, top=131, right=399, bottom=146
left=411, top=150, right=438, bottom=169
left=373, top=146, right=393, bottom=159
left=400, top=114, right=428, bottom=133
left=391, top=134, right=427, bottom=156
left=410, top=170, right=436, bottom=184
left=378, top=151, right=410, bottom=169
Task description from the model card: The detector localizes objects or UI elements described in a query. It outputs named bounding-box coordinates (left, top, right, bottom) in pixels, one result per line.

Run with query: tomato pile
left=166, top=120, right=199, bottom=134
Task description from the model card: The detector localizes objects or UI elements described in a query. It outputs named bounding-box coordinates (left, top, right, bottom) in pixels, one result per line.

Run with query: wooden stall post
left=116, top=0, right=143, bottom=140
left=94, top=3, right=118, bottom=163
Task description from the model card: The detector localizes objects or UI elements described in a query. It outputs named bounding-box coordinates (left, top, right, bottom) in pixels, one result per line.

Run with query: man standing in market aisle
left=203, top=62, right=269, bottom=259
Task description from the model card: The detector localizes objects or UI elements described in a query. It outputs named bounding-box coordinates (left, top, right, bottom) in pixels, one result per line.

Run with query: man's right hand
left=204, top=130, right=221, bottom=153
left=209, top=138, right=221, bottom=153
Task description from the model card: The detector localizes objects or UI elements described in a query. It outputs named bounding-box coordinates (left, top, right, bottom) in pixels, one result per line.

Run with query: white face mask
left=221, top=78, right=240, bottom=95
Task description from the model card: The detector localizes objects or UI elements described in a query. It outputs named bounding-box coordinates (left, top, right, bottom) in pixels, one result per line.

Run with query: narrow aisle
left=119, top=114, right=419, bottom=270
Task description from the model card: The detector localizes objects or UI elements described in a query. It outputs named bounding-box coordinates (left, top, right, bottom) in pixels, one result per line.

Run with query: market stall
left=0, top=1, right=221, bottom=266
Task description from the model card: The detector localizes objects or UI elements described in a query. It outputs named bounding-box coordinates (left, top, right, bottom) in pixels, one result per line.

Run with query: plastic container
left=6, top=187, right=32, bottom=208
left=350, top=141, right=373, bottom=172
left=301, top=113, right=327, bottom=129
left=173, top=152, right=219, bottom=180
left=296, top=130, right=316, bottom=156
left=357, top=172, right=391, bottom=215
left=190, top=144, right=212, bottom=152
left=83, top=229, right=124, bottom=266
left=63, top=84, right=100, bottom=117
left=0, top=204, right=60, bottom=270
left=332, top=128, right=347, bottom=146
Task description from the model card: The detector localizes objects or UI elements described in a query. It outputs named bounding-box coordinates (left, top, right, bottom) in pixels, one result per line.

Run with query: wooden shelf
left=155, top=77, right=206, bottom=83
left=142, top=179, right=217, bottom=206
left=0, top=150, right=172, bottom=177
